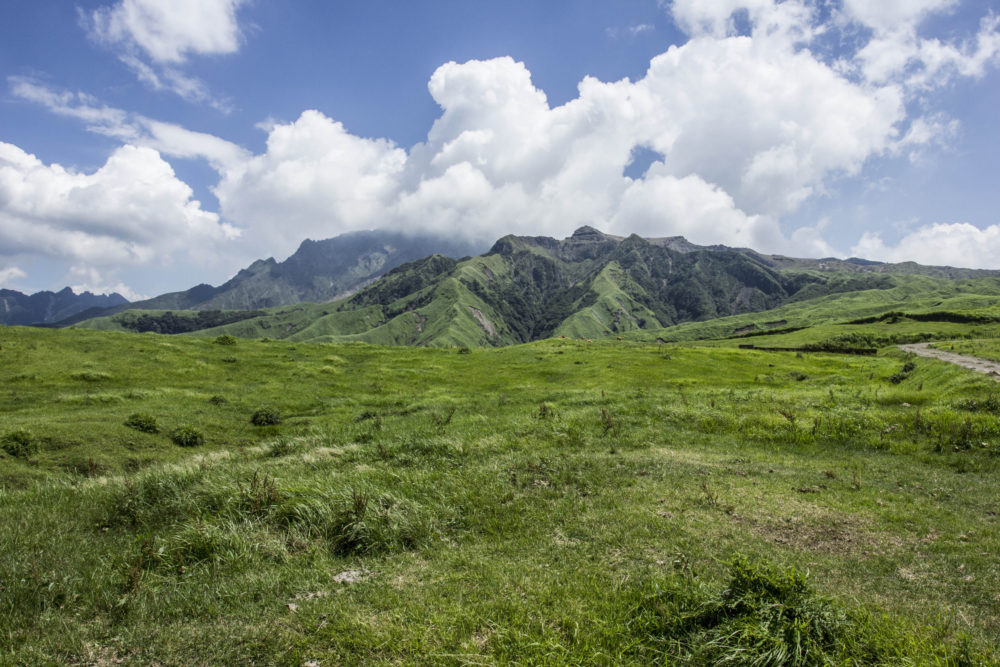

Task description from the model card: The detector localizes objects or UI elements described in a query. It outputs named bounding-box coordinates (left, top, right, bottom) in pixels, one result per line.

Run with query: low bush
left=1, top=429, right=37, bottom=458
left=123, top=413, right=159, bottom=434
left=70, top=370, right=111, bottom=382
left=213, top=334, right=238, bottom=346
left=170, top=426, right=204, bottom=447
left=251, top=406, right=282, bottom=426
left=637, top=557, right=902, bottom=664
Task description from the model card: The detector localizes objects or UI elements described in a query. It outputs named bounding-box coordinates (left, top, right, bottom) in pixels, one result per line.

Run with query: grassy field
left=2, top=325, right=1000, bottom=663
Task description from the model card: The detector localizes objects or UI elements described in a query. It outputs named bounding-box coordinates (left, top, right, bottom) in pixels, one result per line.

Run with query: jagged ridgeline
left=78, top=226, right=1000, bottom=347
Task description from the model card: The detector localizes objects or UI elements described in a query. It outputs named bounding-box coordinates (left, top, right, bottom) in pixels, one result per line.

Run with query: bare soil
left=899, top=342, right=1000, bottom=380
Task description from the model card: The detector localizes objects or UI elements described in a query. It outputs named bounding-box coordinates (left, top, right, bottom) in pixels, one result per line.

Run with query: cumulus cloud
left=84, top=0, right=248, bottom=108
left=214, top=110, right=408, bottom=252
left=841, top=0, right=1000, bottom=91
left=852, top=223, right=1000, bottom=269
left=17, top=0, right=1000, bottom=285
left=87, top=0, right=246, bottom=63
left=0, top=142, right=239, bottom=271
left=211, top=40, right=908, bottom=259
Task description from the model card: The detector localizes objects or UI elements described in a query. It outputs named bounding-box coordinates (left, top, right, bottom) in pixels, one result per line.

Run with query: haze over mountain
left=78, top=227, right=1000, bottom=347
left=49, top=229, right=485, bottom=326
left=0, top=287, right=128, bottom=326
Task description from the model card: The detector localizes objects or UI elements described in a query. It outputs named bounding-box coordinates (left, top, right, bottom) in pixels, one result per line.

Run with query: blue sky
left=2, top=0, right=999, bottom=299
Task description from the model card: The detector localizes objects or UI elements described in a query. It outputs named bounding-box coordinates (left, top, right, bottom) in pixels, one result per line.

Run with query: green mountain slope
left=55, top=230, right=484, bottom=325
left=77, top=227, right=1000, bottom=347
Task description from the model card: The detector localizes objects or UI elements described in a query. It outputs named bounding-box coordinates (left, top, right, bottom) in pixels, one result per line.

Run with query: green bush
left=170, top=426, right=205, bottom=447
left=1, top=429, right=37, bottom=458
left=208, top=395, right=228, bottom=405
left=123, top=412, right=159, bottom=434
left=213, top=334, right=238, bottom=346
left=637, top=556, right=891, bottom=665
left=251, top=406, right=282, bottom=426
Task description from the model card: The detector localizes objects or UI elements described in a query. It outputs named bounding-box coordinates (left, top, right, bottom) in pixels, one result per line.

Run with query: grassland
left=2, top=325, right=1000, bottom=663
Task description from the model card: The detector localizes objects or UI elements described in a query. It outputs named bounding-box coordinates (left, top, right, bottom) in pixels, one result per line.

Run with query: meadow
left=2, top=325, right=1000, bottom=664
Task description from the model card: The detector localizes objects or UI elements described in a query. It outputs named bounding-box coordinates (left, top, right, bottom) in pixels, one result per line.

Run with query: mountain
left=131, top=229, right=485, bottom=312
left=81, top=226, right=1000, bottom=347
left=0, top=287, right=128, bottom=326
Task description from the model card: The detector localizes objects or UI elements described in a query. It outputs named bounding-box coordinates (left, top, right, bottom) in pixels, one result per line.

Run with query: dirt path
left=899, top=342, right=1000, bottom=380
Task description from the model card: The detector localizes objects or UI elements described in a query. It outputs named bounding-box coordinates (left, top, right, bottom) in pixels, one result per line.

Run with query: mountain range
left=0, top=287, right=128, bottom=326
left=73, top=226, right=1000, bottom=347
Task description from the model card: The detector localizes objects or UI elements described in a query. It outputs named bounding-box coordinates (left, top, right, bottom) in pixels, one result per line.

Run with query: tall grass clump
left=250, top=406, right=282, bottom=426
left=123, top=413, right=159, bottom=434
left=1, top=429, right=37, bottom=459
left=272, top=487, right=434, bottom=556
left=170, top=426, right=204, bottom=447
left=635, top=557, right=930, bottom=665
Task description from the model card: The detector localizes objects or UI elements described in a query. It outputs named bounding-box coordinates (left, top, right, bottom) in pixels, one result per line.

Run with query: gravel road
left=899, top=342, right=1000, bottom=380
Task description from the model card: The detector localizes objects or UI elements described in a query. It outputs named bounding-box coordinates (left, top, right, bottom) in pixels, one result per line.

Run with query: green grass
left=935, top=339, right=1000, bottom=364
left=2, top=325, right=1000, bottom=663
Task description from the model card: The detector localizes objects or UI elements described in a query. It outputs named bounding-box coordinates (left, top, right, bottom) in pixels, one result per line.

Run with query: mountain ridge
left=0, top=287, right=129, bottom=326
left=75, top=226, right=1000, bottom=347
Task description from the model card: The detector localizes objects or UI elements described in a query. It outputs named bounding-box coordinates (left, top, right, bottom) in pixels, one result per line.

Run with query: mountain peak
left=569, top=226, right=608, bottom=241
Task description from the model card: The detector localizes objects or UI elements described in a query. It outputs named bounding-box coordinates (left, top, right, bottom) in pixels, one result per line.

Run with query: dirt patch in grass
left=739, top=509, right=905, bottom=557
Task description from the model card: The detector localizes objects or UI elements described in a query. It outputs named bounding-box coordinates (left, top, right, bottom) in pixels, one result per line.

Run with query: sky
left=2, top=0, right=1000, bottom=300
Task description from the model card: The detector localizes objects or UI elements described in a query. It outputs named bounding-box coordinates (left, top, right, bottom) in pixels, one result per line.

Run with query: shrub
left=170, top=426, right=204, bottom=447
left=70, top=370, right=111, bottom=382
left=213, top=334, right=237, bottom=346
left=1, top=429, right=37, bottom=458
left=251, top=406, right=282, bottom=426
left=208, top=395, right=228, bottom=405
left=637, top=556, right=891, bottom=665
left=457, top=346, right=472, bottom=355
left=124, top=413, right=159, bottom=434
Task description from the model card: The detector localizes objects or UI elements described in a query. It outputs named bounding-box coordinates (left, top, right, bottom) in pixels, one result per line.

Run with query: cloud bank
left=0, top=141, right=239, bottom=292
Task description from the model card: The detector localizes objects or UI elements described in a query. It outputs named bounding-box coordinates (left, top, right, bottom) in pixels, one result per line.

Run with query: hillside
left=52, top=229, right=484, bottom=326
left=78, top=227, right=1000, bottom=347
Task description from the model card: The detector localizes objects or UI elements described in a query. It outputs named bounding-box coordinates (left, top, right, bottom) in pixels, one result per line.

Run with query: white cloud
left=842, top=1, right=1000, bottom=91
left=840, top=0, right=959, bottom=34
left=0, top=266, right=27, bottom=286
left=669, top=0, right=819, bottom=43
left=852, top=223, right=1000, bottom=269
left=606, top=24, right=655, bottom=39
left=0, top=142, right=239, bottom=271
left=67, top=265, right=146, bottom=300
left=84, top=0, right=247, bottom=108
left=87, top=0, right=246, bottom=64
left=16, top=0, right=1000, bottom=281
left=9, top=77, right=249, bottom=170
left=214, top=110, right=407, bottom=253
left=211, top=38, right=909, bottom=259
